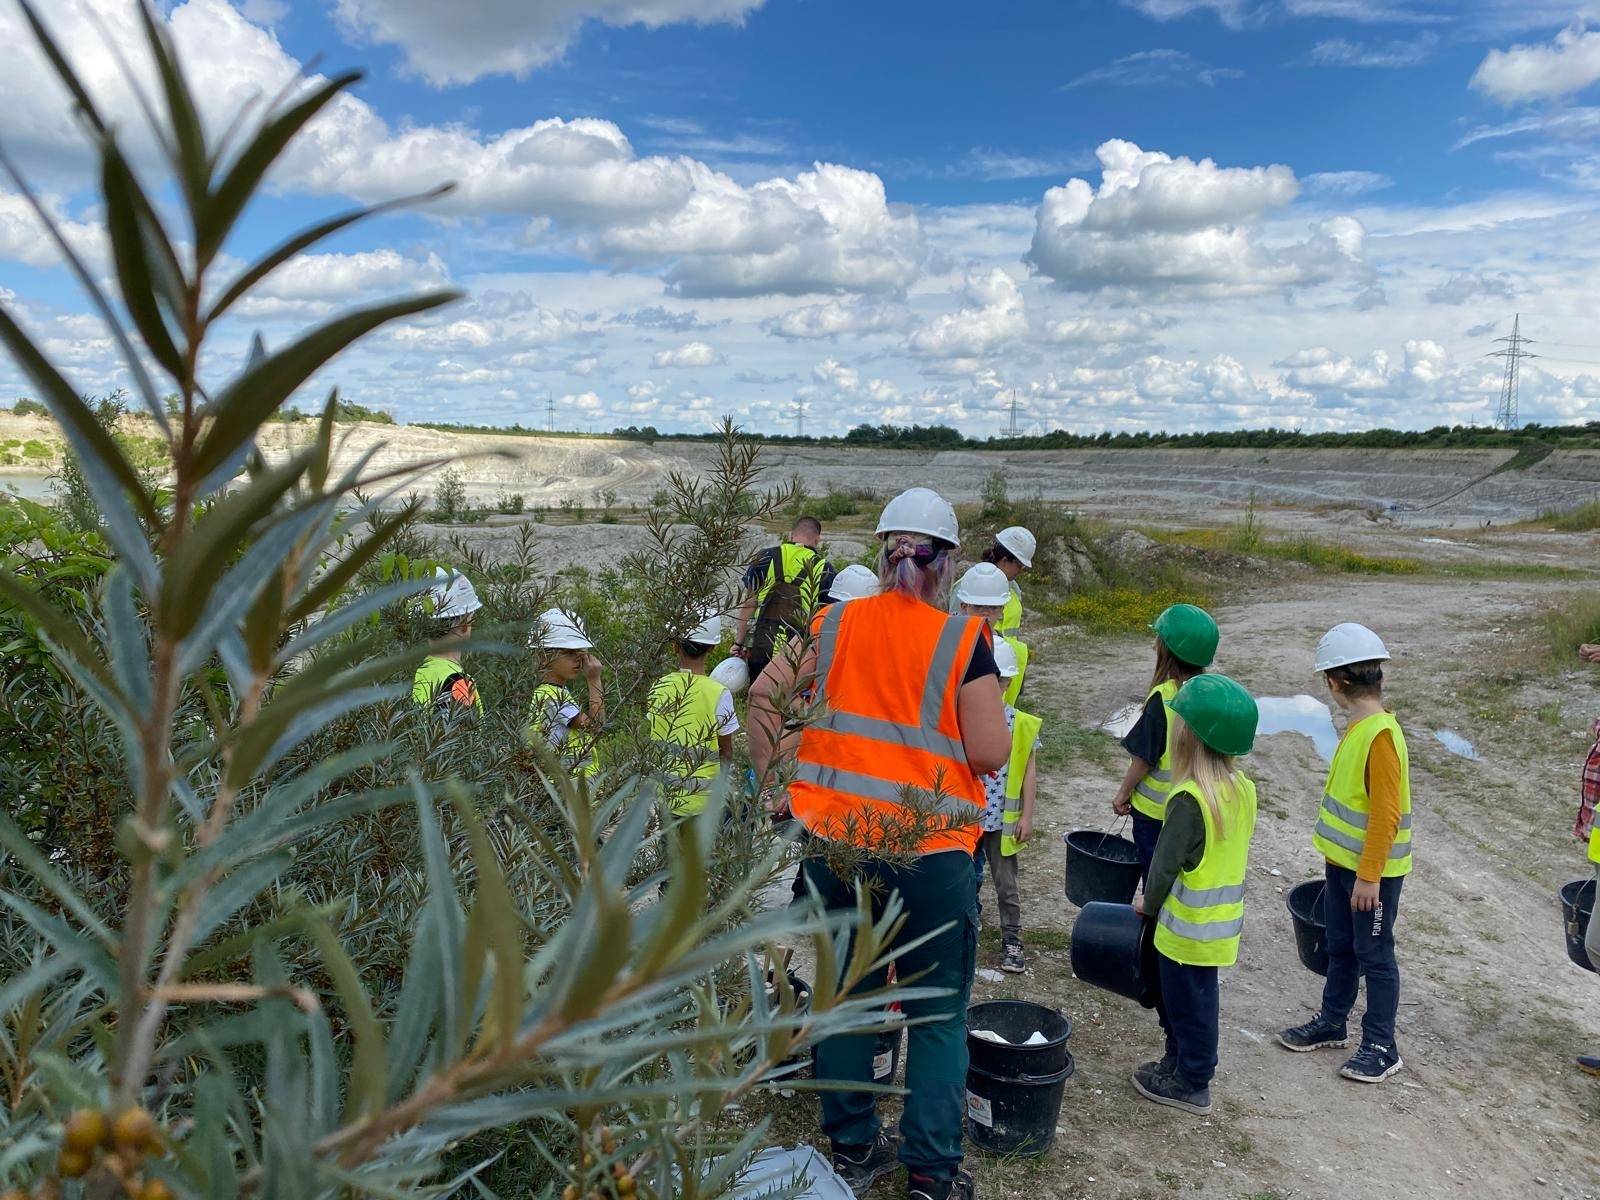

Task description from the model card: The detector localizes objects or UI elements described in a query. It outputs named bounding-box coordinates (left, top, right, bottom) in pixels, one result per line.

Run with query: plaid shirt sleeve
left=1577, top=719, right=1600, bottom=841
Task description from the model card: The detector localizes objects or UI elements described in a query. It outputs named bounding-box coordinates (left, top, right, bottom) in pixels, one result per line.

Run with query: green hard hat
left=1150, top=603, right=1219, bottom=668
left=1171, top=674, right=1258, bottom=757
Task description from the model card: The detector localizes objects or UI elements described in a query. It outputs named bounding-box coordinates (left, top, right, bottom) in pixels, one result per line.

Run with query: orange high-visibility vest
left=790, top=590, right=989, bottom=855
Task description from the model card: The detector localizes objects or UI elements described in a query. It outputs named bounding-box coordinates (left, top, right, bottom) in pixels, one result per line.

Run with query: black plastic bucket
left=1063, top=830, right=1143, bottom=907
left=1069, top=902, right=1146, bottom=1001
left=966, top=1000, right=1072, bottom=1077
left=1559, top=877, right=1596, bottom=974
left=872, top=1025, right=904, bottom=1083
left=1286, top=880, right=1329, bottom=977
left=965, top=1054, right=1074, bottom=1156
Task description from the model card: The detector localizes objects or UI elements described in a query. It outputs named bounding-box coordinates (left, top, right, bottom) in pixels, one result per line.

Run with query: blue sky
left=2, top=0, right=1600, bottom=436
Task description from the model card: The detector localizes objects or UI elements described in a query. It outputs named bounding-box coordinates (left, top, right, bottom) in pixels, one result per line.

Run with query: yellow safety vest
left=1590, top=824, right=1600, bottom=865
left=1312, top=712, right=1412, bottom=878
left=412, top=655, right=481, bottom=714
left=997, top=584, right=1022, bottom=637
left=647, top=670, right=728, bottom=815
left=1002, top=634, right=1029, bottom=707
left=1153, top=775, right=1257, bottom=968
left=1130, top=679, right=1179, bottom=822
left=528, top=681, right=599, bottom=777
left=1000, top=709, right=1042, bottom=857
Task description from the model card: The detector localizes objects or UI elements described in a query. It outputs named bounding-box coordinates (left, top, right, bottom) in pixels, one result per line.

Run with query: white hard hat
left=710, top=655, right=750, bottom=696
left=955, top=562, right=1011, bottom=607
left=995, top=526, right=1036, bottom=568
left=828, top=563, right=881, bottom=602
left=1314, top=622, right=1391, bottom=672
left=428, top=567, right=482, bottom=621
left=685, top=610, right=723, bottom=646
left=993, top=637, right=1020, bottom=679
left=535, top=607, right=593, bottom=651
left=875, top=487, right=960, bottom=548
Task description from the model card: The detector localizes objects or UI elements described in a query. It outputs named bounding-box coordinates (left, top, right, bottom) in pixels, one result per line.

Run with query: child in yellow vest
left=1132, top=674, right=1258, bottom=1116
left=411, top=567, right=484, bottom=715
left=974, top=638, right=1040, bottom=974
left=985, top=525, right=1034, bottom=638
left=1113, top=604, right=1219, bottom=878
left=1578, top=640, right=1600, bottom=1075
left=529, top=607, right=604, bottom=775
left=647, top=612, right=739, bottom=815
left=954, top=562, right=1030, bottom=706
left=1278, top=623, right=1411, bottom=1084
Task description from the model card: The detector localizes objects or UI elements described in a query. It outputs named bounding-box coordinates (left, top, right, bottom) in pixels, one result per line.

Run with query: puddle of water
left=1432, top=729, right=1480, bottom=760
left=1100, top=703, right=1141, bottom=738
left=1255, top=694, right=1340, bottom=761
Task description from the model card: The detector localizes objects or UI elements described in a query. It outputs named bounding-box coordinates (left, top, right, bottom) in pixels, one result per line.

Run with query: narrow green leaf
left=101, top=140, right=184, bottom=378
left=193, top=291, right=460, bottom=481
left=198, top=71, right=362, bottom=267
left=0, top=569, right=123, bottom=707
left=310, top=387, right=338, bottom=493
left=453, top=794, right=523, bottom=1053
left=136, top=0, right=208, bottom=214
left=0, top=306, right=160, bottom=530
left=15, top=2, right=107, bottom=135
left=158, top=449, right=312, bottom=639
left=0, top=892, right=117, bottom=989
left=285, top=510, right=419, bottom=625
left=304, top=913, right=387, bottom=1121
left=204, top=188, right=453, bottom=324
left=0, top=806, right=114, bottom=943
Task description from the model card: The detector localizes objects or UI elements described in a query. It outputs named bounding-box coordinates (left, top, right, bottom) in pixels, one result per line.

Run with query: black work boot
left=1131, top=1065, right=1213, bottom=1115
left=907, top=1169, right=975, bottom=1200
left=1277, top=1015, right=1350, bottom=1052
left=831, top=1125, right=899, bottom=1195
left=1579, top=1052, right=1600, bottom=1076
left=1134, top=1050, right=1177, bottom=1090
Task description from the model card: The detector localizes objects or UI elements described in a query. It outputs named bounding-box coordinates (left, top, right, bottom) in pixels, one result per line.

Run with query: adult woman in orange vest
left=749, top=487, right=1010, bottom=1200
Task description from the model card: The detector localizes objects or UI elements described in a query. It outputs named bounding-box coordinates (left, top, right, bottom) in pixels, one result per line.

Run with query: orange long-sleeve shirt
left=1357, top=728, right=1402, bottom=883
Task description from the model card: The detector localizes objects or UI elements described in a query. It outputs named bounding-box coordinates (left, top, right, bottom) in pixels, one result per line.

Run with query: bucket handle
left=1108, top=813, right=1129, bottom=839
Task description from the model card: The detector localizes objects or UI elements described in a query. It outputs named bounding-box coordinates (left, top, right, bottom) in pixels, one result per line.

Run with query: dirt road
left=964, top=569, right=1600, bottom=1199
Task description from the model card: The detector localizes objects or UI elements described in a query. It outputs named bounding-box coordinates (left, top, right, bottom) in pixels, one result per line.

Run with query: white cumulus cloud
left=1473, top=25, right=1600, bottom=104
left=1026, top=139, right=1366, bottom=297
left=0, top=1, right=922, bottom=300
left=906, top=268, right=1027, bottom=359
left=651, top=340, right=723, bottom=368
left=763, top=298, right=905, bottom=339
left=1043, top=311, right=1172, bottom=345
left=334, top=0, right=768, bottom=86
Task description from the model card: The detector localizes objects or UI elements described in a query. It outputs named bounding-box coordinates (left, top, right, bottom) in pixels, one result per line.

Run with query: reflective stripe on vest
left=1130, top=679, right=1180, bottom=822
left=997, top=586, right=1023, bottom=637
left=648, top=670, right=727, bottom=815
left=1311, top=711, right=1412, bottom=878
left=790, top=592, right=987, bottom=855
left=1002, top=634, right=1029, bottom=707
left=1153, top=775, right=1257, bottom=968
left=999, top=708, right=1042, bottom=857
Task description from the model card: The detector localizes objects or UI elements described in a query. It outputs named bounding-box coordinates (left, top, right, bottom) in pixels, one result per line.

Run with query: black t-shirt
left=964, top=632, right=999, bottom=684
left=1120, top=691, right=1167, bottom=763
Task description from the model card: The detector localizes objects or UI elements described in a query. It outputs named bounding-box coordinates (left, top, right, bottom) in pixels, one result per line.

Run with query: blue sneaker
left=1340, top=1041, right=1403, bottom=1083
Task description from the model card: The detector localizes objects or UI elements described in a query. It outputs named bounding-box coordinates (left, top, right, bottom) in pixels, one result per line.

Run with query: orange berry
left=617, top=1175, right=637, bottom=1197
left=138, top=1180, right=174, bottom=1200
left=63, top=1109, right=108, bottom=1153
left=562, top=1187, right=581, bottom=1200
left=56, top=1147, right=91, bottom=1178
left=111, top=1110, right=156, bottom=1152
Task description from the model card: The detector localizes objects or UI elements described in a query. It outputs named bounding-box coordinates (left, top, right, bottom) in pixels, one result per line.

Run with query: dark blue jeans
left=1132, top=812, right=1162, bottom=881
left=1154, top=953, right=1219, bottom=1090
left=1319, top=862, right=1404, bottom=1049
left=805, top=849, right=978, bottom=1181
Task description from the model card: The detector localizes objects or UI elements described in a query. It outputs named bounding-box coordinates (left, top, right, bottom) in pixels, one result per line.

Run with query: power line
left=545, top=392, right=555, bottom=433
left=1487, top=313, right=1535, bottom=430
